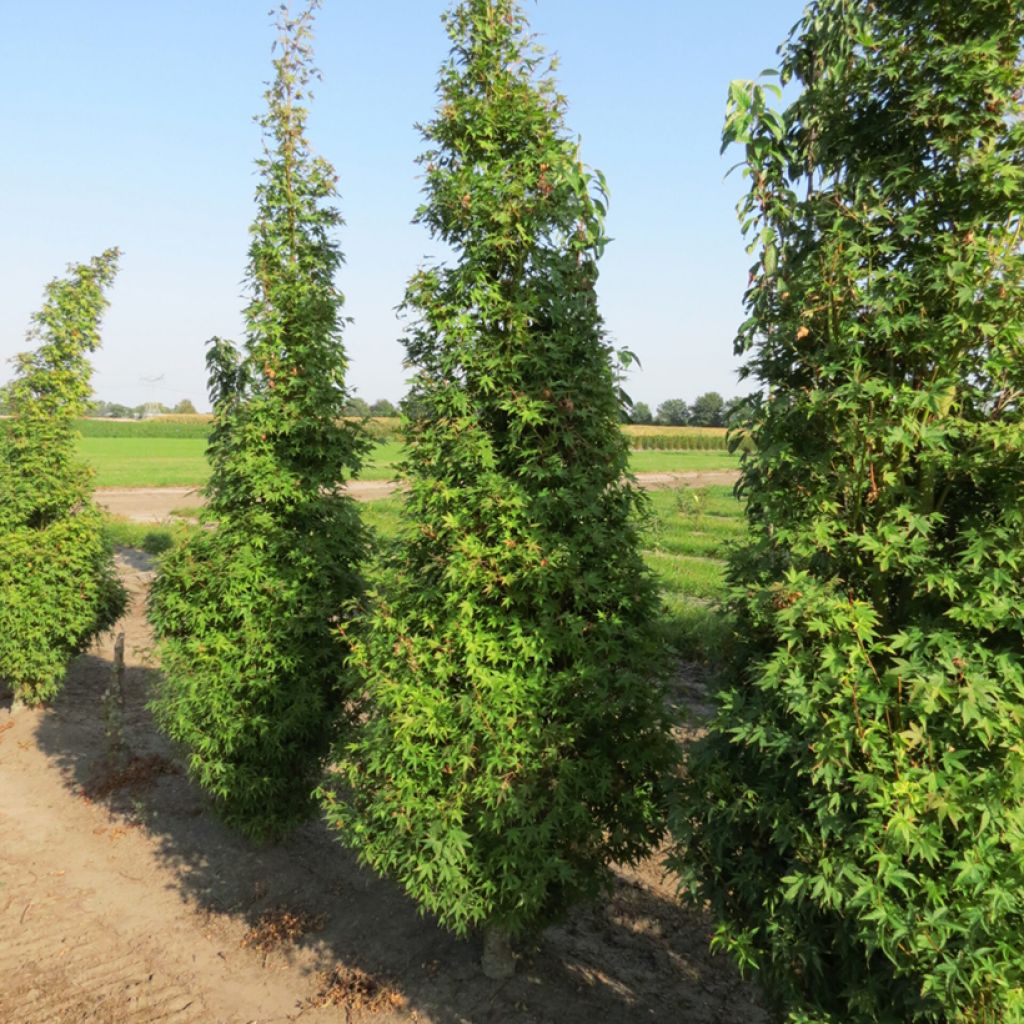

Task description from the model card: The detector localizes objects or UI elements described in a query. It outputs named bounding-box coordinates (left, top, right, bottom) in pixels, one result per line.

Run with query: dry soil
left=94, top=472, right=740, bottom=524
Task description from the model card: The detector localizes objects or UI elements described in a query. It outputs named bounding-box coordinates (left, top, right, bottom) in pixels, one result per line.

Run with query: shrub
left=322, top=0, right=678, bottom=966
left=149, top=1, right=367, bottom=840
left=670, top=3, right=1024, bottom=1021
left=0, top=250, right=126, bottom=704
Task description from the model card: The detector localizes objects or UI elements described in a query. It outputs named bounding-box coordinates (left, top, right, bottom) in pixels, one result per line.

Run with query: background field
left=78, top=420, right=740, bottom=488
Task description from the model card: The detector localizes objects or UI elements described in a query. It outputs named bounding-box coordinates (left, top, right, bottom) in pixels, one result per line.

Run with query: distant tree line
left=341, top=396, right=398, bottom=418
left=625, top=391, right=745, bottom=428
left=89, top=398, right=199, bottom=418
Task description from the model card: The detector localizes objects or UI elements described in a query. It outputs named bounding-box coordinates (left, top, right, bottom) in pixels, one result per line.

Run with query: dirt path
left=0, top=555, right=764, bottom=1024
left=94, top=472, right=740, bottom=524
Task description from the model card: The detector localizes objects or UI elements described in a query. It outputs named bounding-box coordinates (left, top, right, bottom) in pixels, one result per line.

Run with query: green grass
left=103, top=518, right=179, bottom=555
left=629, top=449, right=740, bottom=474
left=361, top=441, right=404, bottom=481
left=80, top=436, right=738, bottom=488
left=641, top=486, right=745, bottom=659
left=79, top=437, right=405, bottom=488
left=360, top=493, right=405, bottom=538
left=82, top=438, right=212, bottom=487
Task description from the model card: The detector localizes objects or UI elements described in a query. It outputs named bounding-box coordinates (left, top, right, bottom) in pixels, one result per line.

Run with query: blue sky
left=0, top=1, right=806, bottom=411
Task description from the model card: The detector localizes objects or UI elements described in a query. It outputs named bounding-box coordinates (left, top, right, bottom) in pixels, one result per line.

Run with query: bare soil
left=94, top=472, right=740, bottom=524
left=0, top=552, right=764, bottom=1024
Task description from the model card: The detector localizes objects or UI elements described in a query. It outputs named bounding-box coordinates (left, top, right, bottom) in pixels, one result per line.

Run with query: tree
left=172, top=398, right=197, bottom=415
left=369, top=398, right=397, bottom=418
left=671, top=3, right=1024, bottom=1020
left=322, top=0, right=677, bottom=974
left=655, top=398, right=689, bottom=426
left=343, top=396, right=370, bottom=417
left=630, top=401, right=653, bottom=425
left=688, top=391, right=726, bottom=427
left=91, top=400, right=134, bottom=418
left=0, top=251, right=126, bottom=704
left=136, top=402, right=169, bottom=418
left=722, top=395, right=749, bottom=429
left=149, top=1, right=368, bottom=840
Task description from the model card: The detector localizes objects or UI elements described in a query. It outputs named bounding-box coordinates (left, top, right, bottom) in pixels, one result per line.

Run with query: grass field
left=82, top=436, right=738, bottom=488
left=81, top=438, right=211, bottom=487
left=629, top=449, right=739, bottom=473
left=640, top=485, right=744, bottom=656
left=81, top=437, right=409, bottom=487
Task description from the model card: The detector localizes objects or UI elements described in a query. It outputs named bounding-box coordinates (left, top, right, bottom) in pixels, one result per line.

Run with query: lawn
left=641, top=485, right=745, bottom=656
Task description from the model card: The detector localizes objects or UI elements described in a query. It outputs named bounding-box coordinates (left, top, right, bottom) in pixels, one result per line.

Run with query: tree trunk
left=481, top=925, right=515, bottom=980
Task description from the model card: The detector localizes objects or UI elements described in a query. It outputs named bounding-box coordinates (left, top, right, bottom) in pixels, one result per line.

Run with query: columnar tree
left=0, top=250, right=126, bottom=704
left=149, top=0, right=367, bottom=840
left=323, top=0, right=677, bottom=972
left=672, top=2, right=1024, bottom=1020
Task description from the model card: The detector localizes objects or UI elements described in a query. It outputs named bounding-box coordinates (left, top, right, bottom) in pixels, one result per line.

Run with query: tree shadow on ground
left=31, top=645, right=765, bottom=1024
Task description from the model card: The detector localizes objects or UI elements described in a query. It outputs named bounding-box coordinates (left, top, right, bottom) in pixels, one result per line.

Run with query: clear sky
left=0, top=1, right=806, bottom=412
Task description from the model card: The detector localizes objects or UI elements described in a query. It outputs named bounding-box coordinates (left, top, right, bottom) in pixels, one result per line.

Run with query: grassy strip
left=629, top=449, right=740, bottom=474
left=103, top=519, right=179, bottom=555
left=80, top=437, right=403, bottom=488
left=82, top=438, right=211, bottom=487
left=642, top=486, right=745, bottom=659
left=75, top=418, right=738, bottom=452
left=80, top=437, right=739, bottom=488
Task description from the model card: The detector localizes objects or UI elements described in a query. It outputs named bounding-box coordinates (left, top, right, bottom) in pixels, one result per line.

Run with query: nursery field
left=79, top=434, right=739, bottom=488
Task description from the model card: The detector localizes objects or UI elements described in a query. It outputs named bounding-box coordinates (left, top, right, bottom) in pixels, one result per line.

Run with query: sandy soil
left=94, top=472, right=740, bottom=524
left=0, top=553, right=764, bottom=1024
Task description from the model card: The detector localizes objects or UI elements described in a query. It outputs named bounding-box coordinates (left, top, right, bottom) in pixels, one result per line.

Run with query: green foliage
left=671, top=3, right=1024, bottom=1021
left=0, top=251, right=126, bottom=704
left=149, top=1, right=368, bottom=840
left=322, top=0, right=677, bottom=943
left=629, top=400, right=653, bottom=425
left=343, top=396, right=371, bottom=417
left=655, top=398, right=689, bottom=426
left=688, top=391, right=726, bottom=427
left=369, top=398, right=398, bottom=418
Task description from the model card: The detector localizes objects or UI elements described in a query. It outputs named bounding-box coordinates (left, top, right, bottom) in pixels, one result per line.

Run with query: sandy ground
left=0, top=552, right=764, bottom=1024
left=94, top=472, right=740, bottom=524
